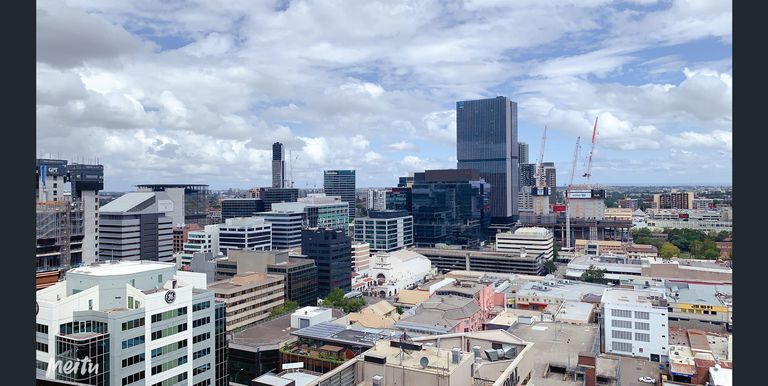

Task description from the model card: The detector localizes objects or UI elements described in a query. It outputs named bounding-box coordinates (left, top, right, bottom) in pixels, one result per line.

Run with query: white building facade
left=351, top=242, right=371, bottom=272
left=366, top=189, right=387, bottom=211
left=218, top=217, right=272, bottom=255
left=181, top=225, right=221, bottom=266
left=602, top=288, right=668, bottom=361
left=36, top=261, right=222, bottom=386
left=495, top=227, right=554, bottom=260
left=367, top=249, right=432, bottom=297
left=98, top=192, right=175, bottom=262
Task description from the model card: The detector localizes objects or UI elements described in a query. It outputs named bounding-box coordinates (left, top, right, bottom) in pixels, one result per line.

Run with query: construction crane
left=535, top=125, right=548, bottom=188
left=565, top=137, right=581, bottom=251
left=582, top=116, right=599, bottom=184
left=289, top=149, right=299, bottom=188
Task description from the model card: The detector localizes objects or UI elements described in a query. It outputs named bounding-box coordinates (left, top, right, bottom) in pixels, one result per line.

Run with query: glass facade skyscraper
left=456, top=96, right=519, bottom=224
left=323, top=170, right=356, bottom=222
left=411, top=169, right=491, bottom=248
left=301, top=228, right=352, bottom=297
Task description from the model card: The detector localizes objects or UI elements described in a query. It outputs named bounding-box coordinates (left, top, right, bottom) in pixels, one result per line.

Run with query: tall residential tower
left=272, top=142, right=285, bottom=188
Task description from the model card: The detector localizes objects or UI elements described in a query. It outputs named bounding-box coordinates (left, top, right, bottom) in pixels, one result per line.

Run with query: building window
left=158, top=274, right=163, bottom=284
left=611, top=341, right=632, bottom=352
left=635, top=333, right=651, bottom=342
left=36, top=342, right=48, bottom=353
left=611, top=330, right=632, bottom=340
left=612, top=319, right=632, bottom=329
left=36, top=324, right=49, bottom=334
left=634, top=311, right=650, bottom=320
left=635, top=322, right=650, bottom=331
left=611, top=309, right=632, bottom=318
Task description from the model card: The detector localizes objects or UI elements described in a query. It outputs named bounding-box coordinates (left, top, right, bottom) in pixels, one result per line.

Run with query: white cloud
left=387, top=141, right=418, bottom=152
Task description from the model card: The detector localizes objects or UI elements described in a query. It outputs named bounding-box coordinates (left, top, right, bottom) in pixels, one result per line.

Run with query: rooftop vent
left=372, top=375, right=384, bottom=386
left=451, top=347, right=461, bottom=364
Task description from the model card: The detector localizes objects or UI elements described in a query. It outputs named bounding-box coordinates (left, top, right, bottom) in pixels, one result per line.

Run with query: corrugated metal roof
left=100, top=192, right=156, bottom=213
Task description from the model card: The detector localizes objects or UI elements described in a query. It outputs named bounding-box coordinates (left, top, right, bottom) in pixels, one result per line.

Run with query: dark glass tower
left=323, top=170, right=356, bottom=222
left=456, top=96, right=519, bottom=225
left=272, top=142, right=285, bottom=188
left=301, top=228, right=352, bottom=297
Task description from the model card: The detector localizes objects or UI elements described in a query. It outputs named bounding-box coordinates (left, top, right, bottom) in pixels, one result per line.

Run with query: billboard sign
left=568, top=190, right=592, bottom=199
left=531, top=187, right=550, bottom=196
left=282, top=362, right=304, bottom=370
left=591, top=189, right=606, bottom=199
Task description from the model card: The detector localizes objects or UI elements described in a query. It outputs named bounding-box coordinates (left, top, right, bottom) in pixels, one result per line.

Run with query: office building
left=272, top=194, right=349, bottom=231
left=323, top=170, right=356, bottom=222
left=495, top=227, right=554, bottom=260
left=457, top=96, right=518, bottom=225
left=397, top=176, right=414, bottom=188
left=692, top=198, right=715, bottom=210
left=181, top=225, right=221, bottom=266
left=412, top=247, right=545, bottom=275
left=36, top=261, right=220, bottom=386
left=602, top=288, right=669, bottom=360
left=210, top=272, right=284, bottom=332
left=351, top=242, right=371, bottom=272
left=301, top=228, right=352, bottom=297
left=354, top=210, right=413, bottom=252
left=217, top=217, right=272, bottom=256
left=411, top=169, right=491, bottom=247
left=254, top=210, right=304, bottom=250
left=518, top=142, right=529, bottom=164
left=258, top=187, right=299, bottom=211
left=542, top=162, right=557, bottom=206
left=266, top=257, right=318, bottom=307
left=36, top=159, right=104, bottom=286
left=565, top=185, right=606, bottom=220
left=136, top=184, right=210, bottom=227
left=207, top=208, right=223, bottom=225
left=385, top=187, right=412, bottom=214
left=366, top=189, right=387, bottom=211
left=98, top=191, right=174, bottom=262
left=272, top=142, right=285, bottom=188
left=654, top=190, right=695, bottom=210
left=221, top=198, right=265, bottom=220
left=642, top=209, right=732, bottom=232
left=519, top=163, right=536, bottom=189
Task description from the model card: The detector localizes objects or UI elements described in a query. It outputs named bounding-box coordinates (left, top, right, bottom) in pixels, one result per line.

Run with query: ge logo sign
left=164, top=290, right=176, bottom=304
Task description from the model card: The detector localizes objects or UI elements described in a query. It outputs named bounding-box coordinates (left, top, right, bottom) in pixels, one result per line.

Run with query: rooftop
left=209, top=272, right=282, bottom=292
left=68, top=260, right=175, bottom=277
left=292, top=322, right=402, bottom=347
left=709, top=366, right=732, bottom=386
left=99, top=191, right=156, bottom=213
left=601, top=288, right=668, bottom=307
left=512, top=227, right=553, bottom=237
left=665, top=282, right=732, bottom=306
left=516, top=278, right=608, bottom=303
left=396, top=295, right=480, bottom=331
left=294, top=306, right=332, bottom=318
left=229, top=310, right=345, bottom=349
left=365, top=339, right=471, bottom=375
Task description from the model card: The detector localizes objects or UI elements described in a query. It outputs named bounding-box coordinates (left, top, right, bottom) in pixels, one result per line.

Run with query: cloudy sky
left=36, top=0, right=732, bottom=191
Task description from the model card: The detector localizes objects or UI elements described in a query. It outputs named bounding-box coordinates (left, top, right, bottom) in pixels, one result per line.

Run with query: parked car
left=639, top=376, right=656, bottom=384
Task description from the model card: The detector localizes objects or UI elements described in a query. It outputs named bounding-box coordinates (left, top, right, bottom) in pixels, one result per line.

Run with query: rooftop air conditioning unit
left=372, top=375, right=384, bottom=386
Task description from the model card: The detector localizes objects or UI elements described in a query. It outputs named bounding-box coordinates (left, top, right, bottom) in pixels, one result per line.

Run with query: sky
left=36, top=0, right=732, bottom=191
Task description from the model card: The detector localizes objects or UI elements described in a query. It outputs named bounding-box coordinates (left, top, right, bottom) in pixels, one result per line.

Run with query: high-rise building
left=36, top=261, right=221, bottom=386
left=254, top=210, right=304, bottom=250
left=618, top=198, right=639, bottom=210
left=181, top=225, right=221, bottom=266
left=653, top=191, right=694, bottom=209
left=267, top=257, right=319, bottom=307
left=351, top=242, right=371, bottom=272
left=457, top=96, right=518, bottom=225
left=366, top=189, right=387, bottom=211
left=543, top=162, right=557, bottom=206
left=272, top=142, right=285, bottom=188
left=323, top=170, right=356, bottom=222
left=386, top=187, right=413, bottom=214
left=35, top=159, right=103, bottom=286
left=221, top=198, right=265, bottom=220
left=136, top=184, right=210, bottom=227
left=258, top=187, right=299, bottom=211
left=519, top=163, right=536, bottom=189
left=301, top=228, right=352, bottom=297
left=354, top=210, right=413, bottom=252
left=518, top=142, right=529, bottom=164
left=272, top=194, right=349, bottom=231
left=398, top=176, right=414, bottom=188
left=173, top=223, right=202, bottom=252
left=411, top=169, right=491, bottom=248
left=98, top=191, right=175, bottom=262
left=217, top=217, right=272, bottom=256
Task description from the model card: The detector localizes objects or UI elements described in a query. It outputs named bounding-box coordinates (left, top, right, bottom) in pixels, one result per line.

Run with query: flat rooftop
left=230, top=309, right=346, bottom=349
left=365, top=339, right=471, bottom=375
left=488, top=309, right=545, bottom=327
left=602, top=288, right=667, bottom=307
left=516, top=279, right=608, bottom=302
left=293, top=322, right=402, bottom=347
left=209, top=272, right=282, bottom=292
left=68, top=260, right=175, bottom=276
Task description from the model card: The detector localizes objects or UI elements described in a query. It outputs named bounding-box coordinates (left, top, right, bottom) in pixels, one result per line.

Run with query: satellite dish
left=419, top=357, right=429, bottom=368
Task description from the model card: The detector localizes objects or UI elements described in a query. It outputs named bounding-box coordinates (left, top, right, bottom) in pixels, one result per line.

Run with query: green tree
left=544, top=260, right=557, bottom=274
left=320, top=288, right=366, bottom=313
left=270, top=300, right=299, bottom=317
left=704, top=249, right=721, bottom=260
left=660, top=242, right=680, bottom=259
left=581, top=265, right=608, bottom=284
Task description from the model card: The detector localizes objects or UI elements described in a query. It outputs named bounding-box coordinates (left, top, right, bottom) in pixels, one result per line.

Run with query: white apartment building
left=495, top=227, right=554, bottom=260
left=353, top=210, right=413, bottom=252
left=272, top=194, right=349, bottom=231
left=254, top=211, right=304, bottom=250
left=352, top=242, right=371, bottom=272
left=181, top=225, right=221, bottom=266
left=602, top=288, right=669, bottom=361
left=218, top=217, right=272, bottom=256
left=98, top=191, right=175, bottom=262
left=36, top=261, right=222, bottom=386
left=366, top=189, right=387, bottom=211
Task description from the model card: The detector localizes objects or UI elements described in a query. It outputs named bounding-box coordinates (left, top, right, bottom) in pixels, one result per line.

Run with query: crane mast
left=565, top=137, right=581, bottom=251
left=582, top=116, right=599, bottom=185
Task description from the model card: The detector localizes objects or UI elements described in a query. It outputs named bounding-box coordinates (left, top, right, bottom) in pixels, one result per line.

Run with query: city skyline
left=37, top=1, right=732, bottom=191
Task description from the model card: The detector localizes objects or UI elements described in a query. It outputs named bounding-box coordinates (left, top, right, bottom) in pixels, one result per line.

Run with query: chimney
left=577, top=352, right=597, bottom=386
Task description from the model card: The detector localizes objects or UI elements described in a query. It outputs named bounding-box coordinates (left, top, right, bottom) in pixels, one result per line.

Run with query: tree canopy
left=321, top=288, right=366, bottom=313
left=580, top=265, right=608, bottom=284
